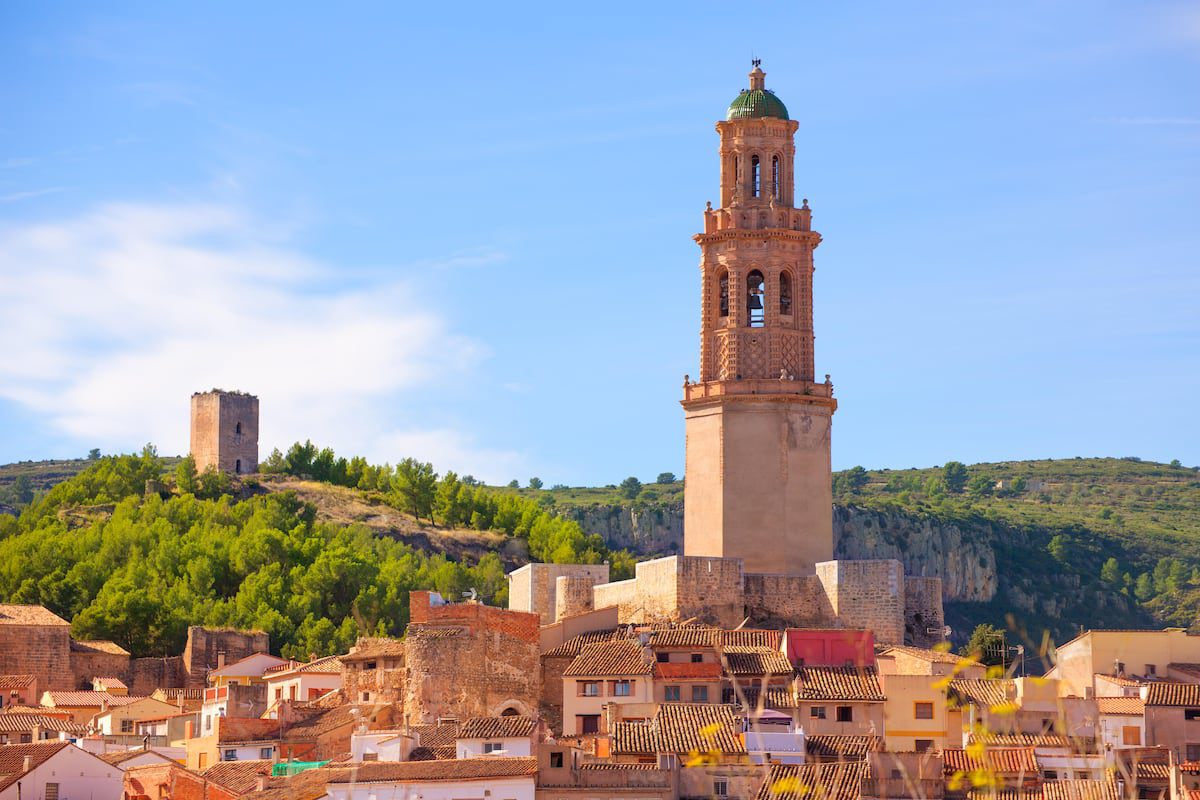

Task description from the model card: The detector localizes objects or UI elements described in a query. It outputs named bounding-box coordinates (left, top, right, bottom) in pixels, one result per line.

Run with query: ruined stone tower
left=682, top=63, right=836, bottom=575
left=189, top=390, right=259, bottom=475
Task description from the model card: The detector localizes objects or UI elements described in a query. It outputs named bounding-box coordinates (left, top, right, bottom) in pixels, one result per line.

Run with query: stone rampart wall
left=904, top=576, right=946, bottom=648
left=0, top=624, right=72, bottom=690
left=743, top=573, right=835, bottom=628
left=818, top=560, right=905, bottom=645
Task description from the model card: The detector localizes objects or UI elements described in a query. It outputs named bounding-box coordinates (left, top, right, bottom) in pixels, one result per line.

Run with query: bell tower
left=682, top=63, right=837, bottom=575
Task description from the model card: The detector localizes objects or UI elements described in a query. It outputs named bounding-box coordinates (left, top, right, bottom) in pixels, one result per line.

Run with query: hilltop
left=1, top=451, right=1198, bottom=653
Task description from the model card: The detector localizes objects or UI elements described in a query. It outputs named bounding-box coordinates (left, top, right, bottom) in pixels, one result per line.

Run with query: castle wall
left=70, top=647, right=131, bottom=689
left=555, top=575, right=597, bottom=622
left=129, top=657, right=187, bottom=694
left=904, top=576, right=946, bottom=648
left=507, top=563, right=609, bottom=625
left=0, top=622, right=72, bottom=691
left=181, top=626, right=270, bottom=688
left=591, top=578, right=643, bottom=623
left=673, top=556, right=746, bottom=628
left=743, top=572, right=835, bottom=628
left=817, top=560, right=905, bottom=645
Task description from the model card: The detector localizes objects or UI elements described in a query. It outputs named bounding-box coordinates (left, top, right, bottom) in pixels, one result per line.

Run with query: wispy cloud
left=0, top=187, right=66, bottom=203
left=0, top=202, right=522, bottom=480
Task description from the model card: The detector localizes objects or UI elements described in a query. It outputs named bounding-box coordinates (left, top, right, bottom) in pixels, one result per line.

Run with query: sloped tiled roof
left=797, top=666, right=884, bottom=700
left=0, top=605, right=69, bottom=626
left=654, top=661, right=722, bottom=680
left=239, top=766, right=352, bottom=800
left=1042, top=779, right=1119, bottom=800
left=202, top=759, right=274, bottom=793
left=944, top=747, right=1039, bottom=775
left=644, top=626, right=719, bottom=648
left=725, top=685, right=799, bottom=710
left=723, top=646, right=793, bottom=676
left=457, top=715, right=536, bottom=740
left=70, top=639, right=130, bottom=655
left=564, top=639, right=653, bottom=677
left=0, top=675, right=36, bottom=689
left=43, top=691, right=140, bottom=707
left=1097, top=696, right=1144, bottom=715
left=756, top=760, right=866, bottom=800
left=209, top=652, right=289, bottom=678
left=326, top=757, right=537, bottom=783
left=93, top=677, right=128, bottom=690
left=968, top=733, right=1098, bottom=752
left=0, top=742, right=71, bottom=792
left=1095, top=673, right=1146, bottom=687
left=806, top=734, right=883, bottom=760
left=578, top=761, right=663, bottom=771
left=1168, top=663, right=1200, bottom=678
left=722, top=629, right=784, bottom=649
left=408, top=745, right=456, bottom=761
left=881, top=644, right=982, bottom=666
left=265, top=655, right=343, bottom=677
left=412, top=722, right=459, bottom=748
left=340, top=639, right=405, bottom=662
left=611, top=703, right=745, bottom=756
left=542, top=628, right=626, bottom=658
left=97, top=749, right=174, bottom=766
left=218, top=717, right=281, bottom=744
left=0, top=713, right=87, bottom=734
left=282, top=704, right=387, bottom=740
left=152, top=688, right=204, bottom=702
left=948, top=679, right=1015, bottom=708
left=1145, top=682, right=1200, bottom=706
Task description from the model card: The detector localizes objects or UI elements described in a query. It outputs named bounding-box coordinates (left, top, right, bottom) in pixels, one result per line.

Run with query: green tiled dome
left=726, top=88, right=789, bottom=121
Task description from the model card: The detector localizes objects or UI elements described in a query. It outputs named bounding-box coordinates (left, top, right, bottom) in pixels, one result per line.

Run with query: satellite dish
left=461, top=588, right=478, bottom=602
left=926, top=625, right=952, bottom=637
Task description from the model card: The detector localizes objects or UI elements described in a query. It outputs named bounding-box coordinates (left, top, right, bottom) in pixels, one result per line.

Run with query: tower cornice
left=693, top=229, right=822, bottom=248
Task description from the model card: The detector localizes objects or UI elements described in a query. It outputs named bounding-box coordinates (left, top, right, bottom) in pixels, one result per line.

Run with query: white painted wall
left=1099, top=713, right=1146, bottom=752
left=326, top=777, right=534, bottom=800
left=456, top=736, right=533, bottom=758
left=0, top=746, right=124, bottom=800
left=350, top=731, right=412, bottom=763
left=218, top=743, right=275, bottom=762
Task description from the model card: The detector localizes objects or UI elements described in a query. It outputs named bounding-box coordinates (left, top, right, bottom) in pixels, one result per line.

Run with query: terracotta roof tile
left=725, top=686, right=799, bottom=710
left=0, top=675, right=36, bottom=689
left=1168, top=663, right=1200, bottom=678
left=93, top=677, right=128, bottom=690
left=611, top=703, right=744, bottom=756
left=948, top=679, right=1015, bottom=708
left=151, top=688, right=205, bottom=702
left=968, top=733, right=1077, bottom=749
left=218, top=717, right=281, bottom=744
left=578, top=761, right=663, bottom=771
left=564, top=640, right=654, bottom=677
left=265, top=656, right=343, bottom=677
left=97, top=749, right=173, bottom=766
left=70, top=639, right=130, bottom=655
left=797, top=666, right=884, bottom=701
left=406, top=625, right=466, bottom=640
left=340, top=639, right=405, bottom=662
left=1145, top=682, right=1200, bottom=706
left=756, top=760, right=866, bottom=800
left=542, top=629, right=626, bottom=658
left=944, top=747, right=1039, bottom=775
left=408, top=745, right=456, bottom=761
left=645, top=626, right=719, bottom=648
left=202, top=759, right=274, bottom=793
left=881, top=644, right=982, bottom=666
left=327, top=757, right=537, bottom=783
left=806, top=735, right=883, bottom=760
left=0, top=713, right=88, bottom=734
left=722, top=630, right=784, bottom=649
left=0, top=605, right=69, bottom=626
left=723, top=646, right=793, bottom=676
left=240, top=766, right=353, bottom=800
left=282, top=704, right=388, bottom=740
left=1097, top=696, right=1145, bottom=715
left=412, top=722, right=459, bottom=748
left=43, top=691, right=141, bottom=707
left=1095, top=673, right=1146, bottom=687
left=1042, top=779, right=1120, bottom=800
left=0, top=742, right=71, bottom=792
left=654, top=661, right=723, bottom=680
left=457, top=715, right=536, bottom=739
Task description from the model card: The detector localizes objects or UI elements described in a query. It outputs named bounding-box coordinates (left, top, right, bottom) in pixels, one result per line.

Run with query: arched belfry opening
left=746, top=270, right=765, bottom=327
left=718, top=269, right=730, bottom=318
left=780, top=271, right=793, bottom=316
left=751, top=155, right=761, bottom=198
left=772, top=156, right=781, bottom=199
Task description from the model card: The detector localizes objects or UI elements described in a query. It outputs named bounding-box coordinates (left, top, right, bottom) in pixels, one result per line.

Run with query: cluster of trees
left=0, top=449, right=523, bottom=658
left=261, top=441, right=635, bottom=573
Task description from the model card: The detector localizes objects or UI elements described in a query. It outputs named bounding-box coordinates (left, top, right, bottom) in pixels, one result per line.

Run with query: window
left=811, top=706, right=826, bottom=719
left=836, top=706, right=853, bottom=722
left=224, top=749, right=237, bottom=760
left=664, top=686, right=681, bottom=702
left=205, top=715, right=212, bottom=731
left=45, top=784, right=59, bottom=800
left=121, top=719, right=134, bottom=733
left=692, top=686, right=709, bottom=703
left=362, top=753, right=378, bottom=762
left=1185, top=709, right=1200, bottom=721
left=751, top=155, right=761, bottom=197
left=611, top=680, right=633, bottom=697
left=235, top=459, right=242, bottom=474
left=1187, top=744, right=1200, bottom=762
left=1146, top=664, right=1157, bottom=676
left=718, top=271, right=729, bottom=317
left=691, top=653, right=703, bottom=663
left=915, top=739, right=934, bottom=753
left=235, top=422, right=242, bottom=436
left=550, top=751, right=564, bottom=768
left=1076, top=772, right=1091, bottom=780
left=364, top=661, right=376, bottom=670
left=746, top=270, right=765, bottom=327
left=715, top=779, right=729, bottom=797
left=275, top=688, right=282, bottom=700
left=1116, top=661, right=1125, bottom=674
left=1044, top=770, right=1058, bottom=781
left=772, top=156, right=780, bottom=199
left=1123, top=726, right=1141, bottom=745
left=361, top=692, right=371, bottom=702
left=19, top=733, right=30, bottom=744
left=890, top=769, right=903, bottom=780
left=580, top=681, right=601, bottom=697
left=780, top=271, right=792, bottom=316
left=198, top=753, right=207, bottom=770
left=579, top=715, right=600, bottom=734
left=656, top=652, right=669, bottom=663
left=914, top=702, right=934, bottom=720
left=484, top=742, right=504, bottom=753
left=260, top=747, right=273, bottom=759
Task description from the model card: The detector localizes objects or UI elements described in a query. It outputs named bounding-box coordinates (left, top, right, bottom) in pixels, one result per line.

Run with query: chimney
left=256, top=777, right=268, bottom=791
left=216, top=651, right=227, bottom=669
left=22, top=756, right=31, bottom=773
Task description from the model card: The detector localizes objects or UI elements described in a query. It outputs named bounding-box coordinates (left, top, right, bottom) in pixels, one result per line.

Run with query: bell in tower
left=681, top=63, right=837, bottom=576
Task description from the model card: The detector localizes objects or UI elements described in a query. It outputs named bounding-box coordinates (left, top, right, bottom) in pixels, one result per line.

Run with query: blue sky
left=2, top=2, right=1198, bottom=484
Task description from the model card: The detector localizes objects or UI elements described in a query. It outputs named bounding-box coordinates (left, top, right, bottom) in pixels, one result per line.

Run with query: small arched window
left=751, top=155, right=761, bottom=198
left=235, top=422, right=242, bottom=435
left=235, top=458, right=242, bottom=474
left=747, top=270, right=765, bottom=327
left=780, top=271, right=793, bottom=316
left=772, top=156, right=780, bottom=199
left=718, top=270, right=729, bottom=317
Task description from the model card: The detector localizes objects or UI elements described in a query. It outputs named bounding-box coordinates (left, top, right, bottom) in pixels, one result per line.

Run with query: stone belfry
left=682, top=63, right=837, bottom=575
